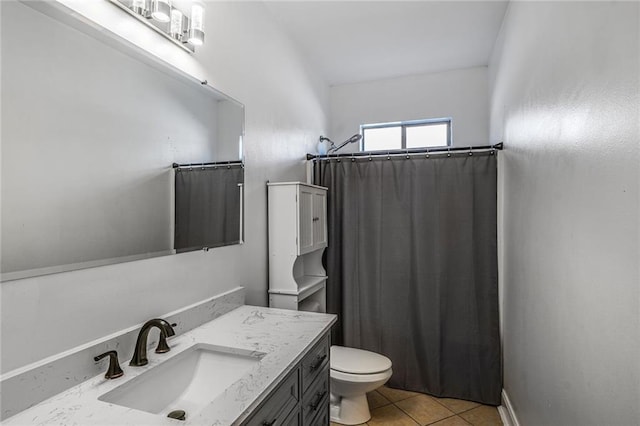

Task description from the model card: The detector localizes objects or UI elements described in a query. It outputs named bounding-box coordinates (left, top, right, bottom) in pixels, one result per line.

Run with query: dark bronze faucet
left=130, top=318, right=176, bottom=367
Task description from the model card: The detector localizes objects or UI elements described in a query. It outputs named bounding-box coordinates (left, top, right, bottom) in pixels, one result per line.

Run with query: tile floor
left=330, top=386, right=503, bottom=426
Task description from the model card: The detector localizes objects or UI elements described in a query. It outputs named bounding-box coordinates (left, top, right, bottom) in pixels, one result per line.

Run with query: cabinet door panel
left=282, top=406, right=300, bottom=426
left=298, top=188, right=314, bottom=255
left=301, top=336, right=330, bottom=393
left=312, top=190, right=327, bottom=249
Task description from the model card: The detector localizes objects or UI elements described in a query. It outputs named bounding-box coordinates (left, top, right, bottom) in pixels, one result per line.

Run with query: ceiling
left=265, top=1, right=509, bottom=86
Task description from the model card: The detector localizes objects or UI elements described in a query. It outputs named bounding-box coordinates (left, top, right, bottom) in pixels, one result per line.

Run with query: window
left=361, top=118, right=451, bottom=152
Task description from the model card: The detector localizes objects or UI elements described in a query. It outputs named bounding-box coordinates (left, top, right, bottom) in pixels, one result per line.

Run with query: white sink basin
left=98, top=343, right=265, bottom=418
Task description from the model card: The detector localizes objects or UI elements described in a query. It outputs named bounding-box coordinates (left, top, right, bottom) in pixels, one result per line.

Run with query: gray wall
left=0, top=0, right=328, bottom=373
left=489, top=2, right=639, bottom=424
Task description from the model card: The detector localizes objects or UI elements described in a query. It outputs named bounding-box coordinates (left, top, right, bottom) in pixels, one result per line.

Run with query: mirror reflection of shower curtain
left=314, top=153, right=501, bottom=406
left=174, top=166, right=243, bottom=252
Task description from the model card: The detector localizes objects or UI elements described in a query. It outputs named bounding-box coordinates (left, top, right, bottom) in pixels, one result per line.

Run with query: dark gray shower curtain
left=314, top=153, right=501, bottom=405
left=175, top=166, right=243, bottom=252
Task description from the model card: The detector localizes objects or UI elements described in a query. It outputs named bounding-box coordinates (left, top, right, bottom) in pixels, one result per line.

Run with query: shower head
left=322, top=133, right=362, bottom=154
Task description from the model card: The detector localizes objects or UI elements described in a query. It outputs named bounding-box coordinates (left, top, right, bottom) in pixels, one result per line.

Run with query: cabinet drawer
left=308, top=401, right=329, bottom=426
left=301, top=336, right=330, bottom=392
left=243, top=367, right=300, bottom=426
left=302, top=364, right=329, bottom=425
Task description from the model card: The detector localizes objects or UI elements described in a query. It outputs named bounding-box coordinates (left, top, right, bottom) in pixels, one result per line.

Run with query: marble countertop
left=3, top=306, right=336, bottom=426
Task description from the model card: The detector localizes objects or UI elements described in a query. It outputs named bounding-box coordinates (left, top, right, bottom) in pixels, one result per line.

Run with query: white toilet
left=329, top=345, right=393, bottom=425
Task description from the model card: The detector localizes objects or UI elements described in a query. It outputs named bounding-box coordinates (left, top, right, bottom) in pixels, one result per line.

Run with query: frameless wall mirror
left=0, top=1, right=245, bottom=282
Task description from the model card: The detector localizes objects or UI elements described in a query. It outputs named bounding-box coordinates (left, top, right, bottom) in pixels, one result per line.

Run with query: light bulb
left=170, top=8, right=183, bottom=39
left=188, top=2, right=205, bottom=46
left=131, top=0, right=146, bottom=14
left=151, top=0, right=171, bottom=23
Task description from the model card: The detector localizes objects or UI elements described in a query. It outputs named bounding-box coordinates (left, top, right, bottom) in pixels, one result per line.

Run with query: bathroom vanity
left=2, top=303, right=335, bottom=425
left=244, top=334, right=330, bottom=426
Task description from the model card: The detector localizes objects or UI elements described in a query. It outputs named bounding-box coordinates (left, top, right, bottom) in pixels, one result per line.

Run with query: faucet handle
left=155, top=322, right=177, bottom=354
left=94, top=350, right=124, bottom=379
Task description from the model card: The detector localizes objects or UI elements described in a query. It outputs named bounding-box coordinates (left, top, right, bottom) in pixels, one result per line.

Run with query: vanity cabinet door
left=243, top=367, right=300, bottom=426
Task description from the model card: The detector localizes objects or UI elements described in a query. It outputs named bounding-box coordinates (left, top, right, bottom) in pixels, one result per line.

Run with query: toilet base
left=329, top=393, right=370, bottom=425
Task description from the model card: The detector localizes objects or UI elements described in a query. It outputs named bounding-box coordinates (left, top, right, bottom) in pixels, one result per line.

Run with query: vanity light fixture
left=111, top=0, right=206, bottom=53
left=151, top=0, right=171, bottom=23
left=170, top=8, right=184, bottom=40
left=187, top=2, right=205, bottom=46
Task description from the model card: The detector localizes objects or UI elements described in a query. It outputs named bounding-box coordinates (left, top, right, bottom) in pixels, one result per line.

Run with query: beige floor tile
left=429, top=416, right=472, bottom=426
left=368, top=404, right=420, bottom=426
left=432, top=397, right=480, bottom=414
left=367, top=390, right=392, bottom=409
left=459, top=406, right=503, bottom=426
left=395, top=394, right=455, bottom=425
left=377, top=385, right=422, bottom=403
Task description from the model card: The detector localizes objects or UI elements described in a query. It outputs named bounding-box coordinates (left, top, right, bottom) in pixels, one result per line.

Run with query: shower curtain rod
left=172, top=160, right=244, bottom=169
left=306, top=142, right=503, bottom=161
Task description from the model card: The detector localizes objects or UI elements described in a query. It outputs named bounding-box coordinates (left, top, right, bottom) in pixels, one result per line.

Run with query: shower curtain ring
left=368, top=153, right=372, bottom=161
left=387, top=151, right=391, bottom=160
left=426, top=148, right=430, bottom=159
left=447, top=147, right=451, bottom=158
left=468, top=146, right=473, bottom=156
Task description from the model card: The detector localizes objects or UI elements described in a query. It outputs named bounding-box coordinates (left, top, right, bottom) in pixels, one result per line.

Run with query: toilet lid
left=330, top=346, right=392, bottom=374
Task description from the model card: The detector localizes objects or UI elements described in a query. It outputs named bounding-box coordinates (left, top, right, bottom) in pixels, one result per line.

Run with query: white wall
left=489, top=2, right=639, bottom=424
left=329, top=67, right=489, bottom=152
left=0, top=0, right=328, bottom=373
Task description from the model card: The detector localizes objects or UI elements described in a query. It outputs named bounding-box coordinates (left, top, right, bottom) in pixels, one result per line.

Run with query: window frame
left=360, top=117, right=452, bottom=152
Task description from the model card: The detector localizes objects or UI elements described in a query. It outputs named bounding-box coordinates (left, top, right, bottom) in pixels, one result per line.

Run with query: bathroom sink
left=98, top=343, right=265, bottom=418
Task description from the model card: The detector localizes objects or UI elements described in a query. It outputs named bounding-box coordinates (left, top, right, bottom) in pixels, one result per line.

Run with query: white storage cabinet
left=268, top=182, right=328, bottom=311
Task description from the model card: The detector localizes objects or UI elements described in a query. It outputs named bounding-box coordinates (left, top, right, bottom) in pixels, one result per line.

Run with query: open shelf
left=296, top=276, right=327, bottom=300
left=269, top=275, right=326, bottom=300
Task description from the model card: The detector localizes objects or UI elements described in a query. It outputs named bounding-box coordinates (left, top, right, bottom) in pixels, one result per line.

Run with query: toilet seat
left=330, top=368, right=393, bottom=383
left=330, top=346, right=392, bottom=374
